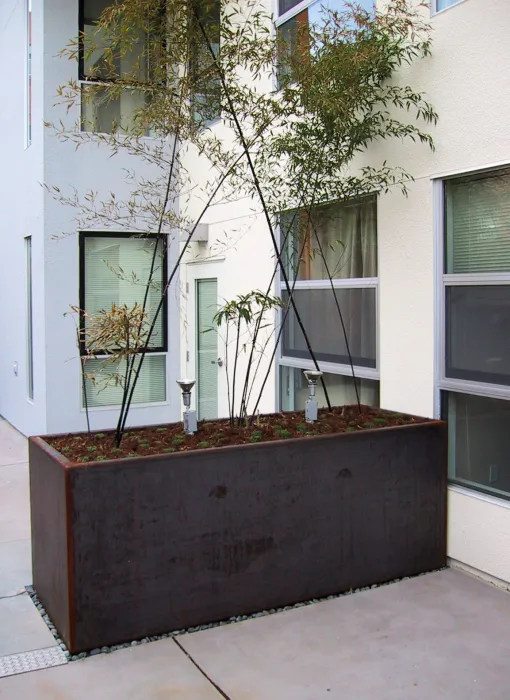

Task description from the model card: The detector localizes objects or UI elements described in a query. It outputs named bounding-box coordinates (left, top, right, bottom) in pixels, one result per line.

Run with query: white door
left=196, top=278, right=219, bottom=420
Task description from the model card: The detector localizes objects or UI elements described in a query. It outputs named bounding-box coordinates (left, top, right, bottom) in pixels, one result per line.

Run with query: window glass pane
left=281, top=197, right=377, bottom=280
left=436, top=0, right=461, bottom=10
left=445, top=170, right=510, bottom=274
left=276, top=9, right=309, bottom=87
left=280, top=366, right=379, bottom=411
left=190, top=0, right=221, bottom=124
left=444, top=391, right=510, bottom=500
left=279, top=0, right=303, bottom=15
left=84, top=354, right=166, bottom=407
left=26, top=237, right=34, bottom=400
left=84, top=235, right=165, bottom=349
left=81, top=85, right=150, bottom=135
left=446, top=285, right=510, bottom=386
left=82, top=0, right=147, bottom=81
left=282, top=287, right=376, bottom=367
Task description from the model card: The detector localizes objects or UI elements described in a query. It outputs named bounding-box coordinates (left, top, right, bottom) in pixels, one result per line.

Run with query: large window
left=440, top=167, right=510, bottom=499
left=278, top=196, right=379, bottom=410
left=80, top=0, right=151, bottom=134
left=80, top=233, right=167, bottom=408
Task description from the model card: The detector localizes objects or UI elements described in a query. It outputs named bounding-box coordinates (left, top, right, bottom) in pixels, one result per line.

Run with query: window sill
left=448, top=482, right=510, bottom=510
left=81, top=400, right=169, bottom=413
left=279, top=356, right=379, bottom=380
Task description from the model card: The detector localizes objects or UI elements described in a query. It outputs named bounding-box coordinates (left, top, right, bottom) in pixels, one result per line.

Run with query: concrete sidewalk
left=0, top=420, right=57, bottom=665
left=1, top=418, right=510, bottom=699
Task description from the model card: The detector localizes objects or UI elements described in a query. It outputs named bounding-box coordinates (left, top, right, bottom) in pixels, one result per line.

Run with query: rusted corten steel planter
left=29, top=419, right=447, bottom=653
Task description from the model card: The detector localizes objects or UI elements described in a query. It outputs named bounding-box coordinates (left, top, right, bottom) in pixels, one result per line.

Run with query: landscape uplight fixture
left=176, top=379, right=197, bottom=435
left=303, top=370, right=323, bottom=424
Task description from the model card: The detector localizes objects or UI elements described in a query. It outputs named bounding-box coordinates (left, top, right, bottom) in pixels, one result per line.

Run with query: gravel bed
left=26, top=568, right=444, bottom=661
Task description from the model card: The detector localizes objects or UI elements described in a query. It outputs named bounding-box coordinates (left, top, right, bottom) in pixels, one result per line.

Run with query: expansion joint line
left=173, top=637, right=233, bottom=700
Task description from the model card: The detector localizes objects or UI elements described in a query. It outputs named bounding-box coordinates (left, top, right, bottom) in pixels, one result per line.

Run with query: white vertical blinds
left=196, top=279, right=218, bottom=420
left=446, top=170, right=510, bottom=274
left=84, top=235, right=164, bottom=348
left=83, top=355, right=166, bottom=408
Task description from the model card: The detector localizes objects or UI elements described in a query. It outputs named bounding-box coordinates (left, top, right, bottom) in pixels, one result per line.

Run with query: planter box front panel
left=30, top=421, right=447, bottom=652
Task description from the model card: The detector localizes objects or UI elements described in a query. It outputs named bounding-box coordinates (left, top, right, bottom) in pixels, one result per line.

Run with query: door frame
left=185, top=259, right=226, bottom=418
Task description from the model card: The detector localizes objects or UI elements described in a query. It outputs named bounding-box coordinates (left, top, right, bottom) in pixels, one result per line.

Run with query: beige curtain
left=308, top=197, right=377, bottom=280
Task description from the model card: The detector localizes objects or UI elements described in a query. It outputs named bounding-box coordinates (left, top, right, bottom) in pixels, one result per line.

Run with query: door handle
left=211, top=358, right=223, bottom=367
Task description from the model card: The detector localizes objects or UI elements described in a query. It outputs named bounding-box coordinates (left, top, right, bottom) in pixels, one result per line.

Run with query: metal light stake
left=303, top=370, right=323, bottom=424
left=176, top=379, right=197, bottom=435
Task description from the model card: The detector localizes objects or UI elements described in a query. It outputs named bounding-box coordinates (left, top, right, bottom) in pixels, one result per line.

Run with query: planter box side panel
left=68, top=421, right=447, bottom=652
left=29, top=439, right=72, bottom=647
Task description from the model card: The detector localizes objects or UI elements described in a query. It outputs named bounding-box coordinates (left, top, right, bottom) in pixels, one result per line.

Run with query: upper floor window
left=80, top=0, right=153, bottom=134
left=189, top=0, right=222, bottom=125
left=434, top=0, right=463, bottom=12
left=276, top=0, right=374, bottom=85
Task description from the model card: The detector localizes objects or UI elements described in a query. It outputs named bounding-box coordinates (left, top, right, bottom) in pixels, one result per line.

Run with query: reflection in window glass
left=280, top=366, right=379, bottom=411
left=82, top=0, right=148, bottom=81
left=81, top=85, right=151, bottom=135
left=190, top=0, right=221, bottom=124
left=446, top=285, right=510, bottom=387
left=436, top=0, right=462, bottom=11
left=444, top=392, right=510, bottom=501
left=282, top=287, right=377, bottom=368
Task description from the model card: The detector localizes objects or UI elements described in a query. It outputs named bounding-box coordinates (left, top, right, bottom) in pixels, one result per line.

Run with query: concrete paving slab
left=181, top=568, right=510, bottom=700
left=0, top=638, right=223, bottom=699
left=0, top=422, right=28, bottom=467
left=0, top=540, right=31, bottom=599
left=0, top=595, right=55, bottom=657
left=0, top=464, right=30, bottom=544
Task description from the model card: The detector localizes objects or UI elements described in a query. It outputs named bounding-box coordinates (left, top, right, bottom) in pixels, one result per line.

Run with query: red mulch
left=45, top=406, right=428, bottom=465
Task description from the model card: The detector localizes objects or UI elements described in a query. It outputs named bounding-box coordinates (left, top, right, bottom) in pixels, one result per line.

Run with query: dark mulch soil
left=46, top=405, right=429, bottom=465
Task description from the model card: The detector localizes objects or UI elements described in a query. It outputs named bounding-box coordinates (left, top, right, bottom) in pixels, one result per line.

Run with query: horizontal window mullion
left=279, top=355, right=379, bottom=380
left=276, top=0, right=313, bottom=26
left=287, top=278, right=378, bottom=289
left=82, top=347, right=166, bottom=359
left=443, top=274, right=510, bottom=285
left=438, top=378, right=510, bottom=402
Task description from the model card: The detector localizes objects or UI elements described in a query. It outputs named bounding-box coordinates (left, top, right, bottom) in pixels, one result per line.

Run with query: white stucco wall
left=0, top=0, right=47, bottom=436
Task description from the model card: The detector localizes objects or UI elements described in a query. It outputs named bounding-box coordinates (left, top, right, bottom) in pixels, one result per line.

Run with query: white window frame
left=276, top=206, right=380, bottom=407
left=435, top=167, right=510, bottom=407
left=275, top=0, right=315, bottom=27
left=80, top=232, right=169, bottom=410
left=431, top=0, right=468, bottom=15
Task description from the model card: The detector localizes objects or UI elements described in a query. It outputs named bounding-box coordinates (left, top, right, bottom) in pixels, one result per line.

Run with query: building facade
left=1, top=0, right=510, bottom=586
left=0, top=0, right=181, bottom=438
